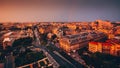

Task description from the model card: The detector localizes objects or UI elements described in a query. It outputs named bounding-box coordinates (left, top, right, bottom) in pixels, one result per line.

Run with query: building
left=39, top=28, right=44, bottom=34
left=59, top=31, right=106, bottom=52
left=66, top=24, right=76, bottom=30
left=89, top=42, right=102, bottom=53
left=2, top=31, right=32, bottom=49
left=102, top=43, right=113, bottom=54
left=106, top=39, right=120, bottom=56
left=108, top=34, right=115, bottom=39
left=3, top=37, right=13, bottom=49
left=89, top=39, right=120, bottom=56
left=17, top=58, right=53, bottom=68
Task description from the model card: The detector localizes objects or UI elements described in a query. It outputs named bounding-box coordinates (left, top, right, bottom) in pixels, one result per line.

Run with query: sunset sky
left=0, top=0, right=120, bottom=22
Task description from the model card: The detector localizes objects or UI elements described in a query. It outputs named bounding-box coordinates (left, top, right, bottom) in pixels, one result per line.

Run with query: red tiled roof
left=106, top=39, right=120, bottom=44
left=102, top=42, right=112, bottom=46
left=89, top=42, right=98, bottom=45
left=90, top=41, right=112, bottom=46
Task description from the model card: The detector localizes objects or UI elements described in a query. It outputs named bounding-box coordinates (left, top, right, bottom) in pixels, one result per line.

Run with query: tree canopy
left=12, top=37, right=33, bottom=47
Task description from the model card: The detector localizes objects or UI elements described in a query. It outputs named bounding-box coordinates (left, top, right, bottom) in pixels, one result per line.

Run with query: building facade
left=59, top=31, right=106, bottom=52
left=89, top=39, right=120, bottom=56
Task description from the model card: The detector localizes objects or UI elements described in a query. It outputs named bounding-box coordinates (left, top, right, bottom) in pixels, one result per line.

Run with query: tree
left=15, top=51, right=46, bottom=67
left=75, top=26, right=81, bottom=32
left=0, top=52, right=5, bottom=63
left=5, top=46, right=13, bottom=53
left=40, top=33, right=48, bottom=43
left=82, top=52, right=120, bottom=68
left=51, top=34, right=57, bottom=40
left=12, top=37, right=33, bottom=47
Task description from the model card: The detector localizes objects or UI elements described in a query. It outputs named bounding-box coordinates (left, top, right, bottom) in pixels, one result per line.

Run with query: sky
left=0, top=0, right=120, bottom=22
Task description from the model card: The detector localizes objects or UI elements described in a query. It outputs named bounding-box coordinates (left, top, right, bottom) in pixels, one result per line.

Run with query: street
left=33, top=27, right=80, bottom=68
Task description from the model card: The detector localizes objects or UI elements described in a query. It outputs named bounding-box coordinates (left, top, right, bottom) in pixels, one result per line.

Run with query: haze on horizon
left=0, top=0, right=120, bottom=22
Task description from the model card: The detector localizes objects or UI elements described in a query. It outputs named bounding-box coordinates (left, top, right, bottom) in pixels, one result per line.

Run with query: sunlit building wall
left=89, top=39, right=120, bottom=56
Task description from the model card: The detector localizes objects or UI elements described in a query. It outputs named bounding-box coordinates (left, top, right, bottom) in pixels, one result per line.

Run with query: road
left=49, top=42, right=84, bottom=68
left=33, top=27, right=79, bottom=68
left=5, top=53, right=15, bottom=68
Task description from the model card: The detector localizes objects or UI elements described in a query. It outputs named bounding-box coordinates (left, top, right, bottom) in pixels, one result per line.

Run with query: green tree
left=12, top=37, right=33, bottom=48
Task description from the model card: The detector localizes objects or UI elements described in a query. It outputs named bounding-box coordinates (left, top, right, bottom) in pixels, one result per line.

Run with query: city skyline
left=0, top=1, right=120, bottom=68
left=0, top=20, right=120, bottom=68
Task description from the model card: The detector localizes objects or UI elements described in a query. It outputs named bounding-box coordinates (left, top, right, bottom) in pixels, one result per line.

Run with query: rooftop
left=89, top=42, right=98, bottom=45
left=106, top=39, right=120, bottom=44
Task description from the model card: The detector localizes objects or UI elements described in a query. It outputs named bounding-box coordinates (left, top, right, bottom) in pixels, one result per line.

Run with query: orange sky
left=0, top=0, right=120, bottom=22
